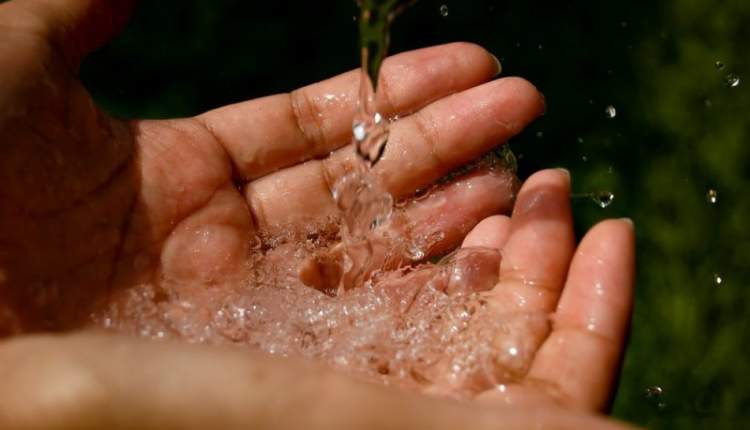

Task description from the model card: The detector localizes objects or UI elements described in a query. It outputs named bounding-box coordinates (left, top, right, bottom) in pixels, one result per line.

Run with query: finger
left=1, top=0, right=136, bottom=67
left=196, top=43, right=502, bottom=180
left=462, top=215, right=512, bottom=250
left=159, top=184, right=254, bottom=285
left=346, top=76, right=544, bottom=199
left=526, top=219, right=635, bottom=412
left=395, top=169, right=517, bottom=258
left=488, top=169, right=575, bottom=314
left=245, top=77, right=543, bottom=234
left=0, top=333, right=636, bottom=430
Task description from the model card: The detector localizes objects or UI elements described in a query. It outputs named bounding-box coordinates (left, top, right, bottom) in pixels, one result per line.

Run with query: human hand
left=0, top=0, right=635, bottom=428
left=0, top=0, right=539, bottom=331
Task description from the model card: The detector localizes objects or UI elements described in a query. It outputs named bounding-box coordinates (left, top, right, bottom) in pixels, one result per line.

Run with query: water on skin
left=90, top=0, right=545, bottom=397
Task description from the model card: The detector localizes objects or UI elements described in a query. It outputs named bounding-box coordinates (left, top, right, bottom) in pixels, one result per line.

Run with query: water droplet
left=536, top=131, right=544, bottom=138
left=353, top=122, right=367, bottom=142
left=713, top=273, right=723, bottom=286
left=645, top=386, right=666, bottom=410
left=581, top=155, right=589, bottom=162
left=725, top=73, right=741, bottom=88
left=715, top=61, right=725, bottom=71
left=577, top=137, right=584, bottom=144
left=621, top=21, right=628, bottom=28
left=538, top=43, right=543, bottom=51
left=406, top=244, right=426, bottom=261
left=592, top=191, right=615, bottom=208
left=707, top=189, right=718, bottom=204
left=605, top=105, right=617, bottom=119
left=439, top=4, right=449, bottom=17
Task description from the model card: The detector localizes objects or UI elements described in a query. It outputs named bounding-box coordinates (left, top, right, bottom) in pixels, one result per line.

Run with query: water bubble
left=713, top=273, right=723, bottom=286
left=577, top=137, right=584, bottom=144
left=581, top=155, right=588, bottom=162
left=605, top=105, right=617, bottom=119
left=439, top=4, right=449, bottom=17
left=715, top=61, right=725, bottom=71
left=536, top=131, right=544, bottom=138
left=725, top=73, right=741, bottom=88
left=707, top=189, right=718, bottom=204
left=592, top=191, right=615, bottom=208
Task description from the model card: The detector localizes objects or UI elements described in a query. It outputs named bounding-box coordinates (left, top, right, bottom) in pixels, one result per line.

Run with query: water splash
left=328, top=0, right=422, bottom=293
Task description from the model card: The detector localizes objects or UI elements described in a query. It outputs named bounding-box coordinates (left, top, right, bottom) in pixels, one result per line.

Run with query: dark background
left=79, top=0, right=750, bottom=428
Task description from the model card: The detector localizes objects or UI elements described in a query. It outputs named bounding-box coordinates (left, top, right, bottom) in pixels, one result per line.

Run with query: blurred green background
left=79, top=0, right=750, bottom=428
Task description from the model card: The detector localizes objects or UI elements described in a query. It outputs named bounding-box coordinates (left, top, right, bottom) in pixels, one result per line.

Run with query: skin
left=0, top=0, right=637, bottom=429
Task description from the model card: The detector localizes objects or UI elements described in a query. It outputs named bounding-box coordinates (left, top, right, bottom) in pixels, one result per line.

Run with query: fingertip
left=524, top=167, right=571, bottom=188
left=440, top=41, right=502, bottom=79
left=579, top=218, right=636, bottom=274
left=512, top=168, right=572, bottom=218
left=496, top=76, right=546, bottom=120
left=490, top=53, right=502, bottom=77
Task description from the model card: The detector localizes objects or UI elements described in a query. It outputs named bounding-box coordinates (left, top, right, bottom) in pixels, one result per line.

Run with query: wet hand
left=0, top=0, right=634, bottom=429
left=0, top=0, right=541, bottom=330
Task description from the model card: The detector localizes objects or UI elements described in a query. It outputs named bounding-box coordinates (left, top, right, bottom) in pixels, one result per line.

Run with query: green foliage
left=80, top=0, right=750, bottom=427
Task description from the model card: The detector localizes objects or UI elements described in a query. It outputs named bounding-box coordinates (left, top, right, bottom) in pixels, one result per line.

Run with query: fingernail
left=619, top=217, right=634, bottom=227
left=491, top=54, right=503, bottom=77
left=555, top=167, right=571, bottom=180
left=538, top=91, right=547, bottom=116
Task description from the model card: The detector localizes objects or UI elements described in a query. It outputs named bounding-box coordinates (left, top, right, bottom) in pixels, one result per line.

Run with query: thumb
left=1, top=0, right=136, bottom=68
